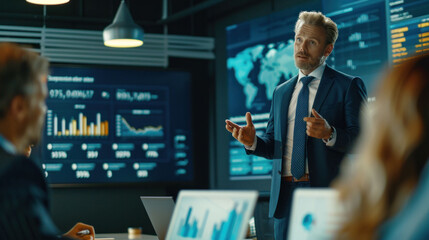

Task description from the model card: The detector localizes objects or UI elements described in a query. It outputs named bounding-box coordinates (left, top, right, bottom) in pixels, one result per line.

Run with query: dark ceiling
left=0, top=0, right=265, bottom=36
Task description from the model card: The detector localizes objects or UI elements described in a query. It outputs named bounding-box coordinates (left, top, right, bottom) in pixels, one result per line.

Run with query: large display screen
left=324, top=0, right=388, bottom=91
left=41, top=66, right=193, bottom=184
left=223, top=0, right=429, bottom=187
left=387, top=0, right=429, bottom=64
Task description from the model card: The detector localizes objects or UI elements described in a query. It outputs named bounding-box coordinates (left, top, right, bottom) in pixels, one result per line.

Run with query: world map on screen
left=227, top=39, right=298, bottom=110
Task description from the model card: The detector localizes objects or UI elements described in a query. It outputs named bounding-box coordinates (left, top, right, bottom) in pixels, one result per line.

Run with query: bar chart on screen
left=46, top=109, right=109, bottom=137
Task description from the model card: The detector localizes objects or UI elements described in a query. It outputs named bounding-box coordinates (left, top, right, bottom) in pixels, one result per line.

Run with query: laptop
left=287, top=188, right=346, bottom=240
left=140, top=196, right=175, bottom=240
left=165, top=190, right=258, bottom=240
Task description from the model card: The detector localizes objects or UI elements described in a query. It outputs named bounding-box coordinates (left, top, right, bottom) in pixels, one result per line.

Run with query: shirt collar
left=0, top=134, right=17, bottom=155
left=298, top=62, right=326, bottom=82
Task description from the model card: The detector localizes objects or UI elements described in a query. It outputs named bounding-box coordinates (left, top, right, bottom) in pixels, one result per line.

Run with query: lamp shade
left=103, top=0, right=144, bottom=48
left=26, top=0, right=69, bottom=5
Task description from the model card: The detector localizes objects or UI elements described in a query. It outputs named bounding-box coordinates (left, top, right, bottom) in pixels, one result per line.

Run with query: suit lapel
left=280, top=76, right=298, bottom=144
left=312, top=65, right=335, bottom=113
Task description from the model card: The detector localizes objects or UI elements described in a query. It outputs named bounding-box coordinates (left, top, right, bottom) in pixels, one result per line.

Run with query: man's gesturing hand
left=303, top=109, right=333, bottom=140
left=225, top=112, right=256, bottom=147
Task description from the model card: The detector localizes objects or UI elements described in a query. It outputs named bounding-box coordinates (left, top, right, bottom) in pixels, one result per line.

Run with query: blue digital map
left=227, top=38, right=298, bottom=179
left=227, top=40, right=297, bottom=111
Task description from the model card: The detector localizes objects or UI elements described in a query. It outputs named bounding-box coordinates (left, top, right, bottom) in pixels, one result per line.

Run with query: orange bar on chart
left=72, top=119, right=77, bottom=136
left=83, top=116, right=87, bottom=136
left=101, top=123, right=105, bottom=136
left=105, top=121, right=109, bottom=136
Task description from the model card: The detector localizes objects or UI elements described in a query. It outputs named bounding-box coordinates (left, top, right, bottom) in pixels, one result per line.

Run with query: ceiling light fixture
left=103, top=0, right=144, bottom=48
left=26, top=0, right=70, bottom=5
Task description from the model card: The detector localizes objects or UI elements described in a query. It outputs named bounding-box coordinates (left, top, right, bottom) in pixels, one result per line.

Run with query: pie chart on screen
left=302, top=213, right=316, bottom=231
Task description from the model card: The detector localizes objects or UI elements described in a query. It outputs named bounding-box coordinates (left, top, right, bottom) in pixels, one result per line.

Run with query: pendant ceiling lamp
left=26, top=0, right=69, bottom=5
left=103, top=0, right=144, bottom=48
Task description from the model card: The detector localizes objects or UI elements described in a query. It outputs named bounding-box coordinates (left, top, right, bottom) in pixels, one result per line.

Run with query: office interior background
left=1, top=0, right=428, bottom=236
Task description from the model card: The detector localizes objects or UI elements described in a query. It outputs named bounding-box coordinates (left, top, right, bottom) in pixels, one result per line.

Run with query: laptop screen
left=165, top=190, right=258, bottom=240
left=288, top=188, right=345, bottom=240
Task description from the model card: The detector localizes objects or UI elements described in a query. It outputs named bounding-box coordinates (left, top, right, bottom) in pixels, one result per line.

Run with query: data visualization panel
left=388, top=0, right=429, bottom=64
left=324, top=0, right=389, bottom=91
left=116, top=109, right=165, bottom=138
left=222, top=0, right=429, bottom=190
left=41, top=67, right=193, bottom=184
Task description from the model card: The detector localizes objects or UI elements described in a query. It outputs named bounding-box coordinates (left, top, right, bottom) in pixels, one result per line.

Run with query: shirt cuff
left=244, top=136, right=258, bottom=151
left=323, top=126, right=337, bottom=147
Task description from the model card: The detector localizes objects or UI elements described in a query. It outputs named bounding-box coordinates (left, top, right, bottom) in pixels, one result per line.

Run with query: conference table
left=95, top=233, right=158, bottom=240
left=95, top=233, right=256, bottom=240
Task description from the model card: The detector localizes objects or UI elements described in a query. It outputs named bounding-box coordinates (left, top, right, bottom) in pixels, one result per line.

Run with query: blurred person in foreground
left=0, top=43, right=95, bottom=240
left=334, top=53, right=429, bottom=240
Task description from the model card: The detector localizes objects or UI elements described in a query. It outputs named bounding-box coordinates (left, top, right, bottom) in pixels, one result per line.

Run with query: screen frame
left=36, top=63, right=196, bottom=188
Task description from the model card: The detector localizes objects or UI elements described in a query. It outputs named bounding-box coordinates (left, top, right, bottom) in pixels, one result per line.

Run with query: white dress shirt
left=0, top=134, right=17, bottom=155
left=246, top=62, right=337, bottom=176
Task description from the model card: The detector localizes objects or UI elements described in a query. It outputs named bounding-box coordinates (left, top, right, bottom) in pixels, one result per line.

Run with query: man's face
left=294, top=23, right=333, bottom=75
left=23, top=75, right=47, bottom=146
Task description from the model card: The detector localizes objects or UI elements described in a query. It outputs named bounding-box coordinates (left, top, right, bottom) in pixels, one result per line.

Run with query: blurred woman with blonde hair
left=334, top=53, right=429, bottom=240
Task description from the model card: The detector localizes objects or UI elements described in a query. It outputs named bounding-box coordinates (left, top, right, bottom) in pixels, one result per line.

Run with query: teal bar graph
left=211, top=202, right=248, bottom=240
left=177, top=202, right=248, bottom=239
left=178, top=207, right=209, bottom=238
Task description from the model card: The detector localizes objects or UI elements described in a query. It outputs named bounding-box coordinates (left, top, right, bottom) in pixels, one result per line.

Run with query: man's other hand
left=225, top=112, right=256, bottom=147
left=304, top=109, right=332, bottom=140
left=63, top=222, right=95, bottom=240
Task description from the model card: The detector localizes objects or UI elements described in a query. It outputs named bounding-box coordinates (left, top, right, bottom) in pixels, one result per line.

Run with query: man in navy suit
left=0, top=43, right=95, bottom=240
left=226, top=11, right=367, bottom=240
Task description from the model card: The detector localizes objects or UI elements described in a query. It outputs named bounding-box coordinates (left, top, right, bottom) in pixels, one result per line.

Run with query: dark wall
left=50, top=186, right=165, bottom=234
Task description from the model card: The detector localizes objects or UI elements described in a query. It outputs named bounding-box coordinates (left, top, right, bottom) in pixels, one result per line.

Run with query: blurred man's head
left=0, top=43, right=49, bottom=154
left=294, top=11, right=338, bottom=75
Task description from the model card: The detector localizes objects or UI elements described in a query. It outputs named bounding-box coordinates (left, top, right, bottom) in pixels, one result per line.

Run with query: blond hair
left=0, top=43, right=49, bottom=118
left=295, top=11, right=338, bottom=46
left=334, top=54, right=429, bottom=240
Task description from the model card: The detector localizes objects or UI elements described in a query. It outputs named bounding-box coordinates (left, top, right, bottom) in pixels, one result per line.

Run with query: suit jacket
left=248, top=65, right=367, bottom=217
left=0, top=147, right=72, bottom=240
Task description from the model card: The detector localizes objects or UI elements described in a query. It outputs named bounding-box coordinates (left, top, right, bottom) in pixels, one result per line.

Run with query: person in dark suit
left=0, top=42, right=95, bottom=240
left=226, top=11, right=367, bottom=240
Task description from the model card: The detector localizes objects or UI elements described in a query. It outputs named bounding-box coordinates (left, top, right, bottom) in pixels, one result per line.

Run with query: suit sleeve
left=0, top=159, right=74, bottom=240
left=330, top=77, right=367, bottom=152
left=245, top=88, right=276, bottom=159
